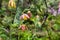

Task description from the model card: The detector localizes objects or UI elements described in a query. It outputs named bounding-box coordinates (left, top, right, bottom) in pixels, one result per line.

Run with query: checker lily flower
left=18, top=24, right=28, bottom=31
left=20, top=14, right=30, bottom=20
left=20, top=11, right=32, bottom=20
left=8, top=0, right=16, bottom=8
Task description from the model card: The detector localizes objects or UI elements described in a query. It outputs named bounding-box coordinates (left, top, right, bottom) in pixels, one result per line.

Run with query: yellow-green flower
left=8, top=0, right=16, bottom=8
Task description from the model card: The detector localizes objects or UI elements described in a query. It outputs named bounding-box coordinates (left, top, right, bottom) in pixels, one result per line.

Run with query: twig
left=41, top=0, right=48, bottom=26
left=0, top=27, right=9, bottom=34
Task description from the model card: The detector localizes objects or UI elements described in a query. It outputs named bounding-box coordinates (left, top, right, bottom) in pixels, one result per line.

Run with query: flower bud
left=36, top=15, right=39, bottom=18
left=27, top=11, right=32, bottom=17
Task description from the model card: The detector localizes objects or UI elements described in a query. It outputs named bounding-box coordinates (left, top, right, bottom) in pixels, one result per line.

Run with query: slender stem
left=0, top=27, right=9, bottom=33
left=0, top=0, right=2, bottom=9
left=44, top=0, right=48, bottom=8
left=44, top=1, right=51, bottom=40
left=41, top=0, right=48, bottom=28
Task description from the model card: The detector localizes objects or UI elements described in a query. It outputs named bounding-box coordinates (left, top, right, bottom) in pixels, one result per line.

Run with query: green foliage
left=0, top=0, right=60, bottom=40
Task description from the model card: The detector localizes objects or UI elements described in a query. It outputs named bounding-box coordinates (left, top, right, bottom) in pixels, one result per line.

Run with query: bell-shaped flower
left=20, top=14, right=30, bottom=20
left=18, top=24, right=28, bottom=31
left=8, top=0, right=16, bottom=8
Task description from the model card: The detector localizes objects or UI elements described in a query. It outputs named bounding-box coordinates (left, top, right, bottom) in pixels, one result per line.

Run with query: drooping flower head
left=18, top=24, right=28, bottom=31
left=8, top=0, right=16, bottom=8
left=20, top=14, right=30, bottom=20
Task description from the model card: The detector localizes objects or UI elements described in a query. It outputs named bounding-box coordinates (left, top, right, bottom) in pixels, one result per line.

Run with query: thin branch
left=41, top=0, right=48, bottom=27
left=0, top=27, right=9, bottom=34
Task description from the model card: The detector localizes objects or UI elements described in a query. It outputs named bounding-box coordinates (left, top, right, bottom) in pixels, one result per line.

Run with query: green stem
left=0, top=0, right=2, bottom=9
left=14, top=0, right=23, bottom=24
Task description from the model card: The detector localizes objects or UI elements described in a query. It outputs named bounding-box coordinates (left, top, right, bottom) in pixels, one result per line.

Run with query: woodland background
left=0, top=0, right=60, bottom=40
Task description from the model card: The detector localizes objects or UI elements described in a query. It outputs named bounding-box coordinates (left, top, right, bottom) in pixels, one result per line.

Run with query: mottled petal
left=20, top=14, right=30, bottom=20
left=24, top=14, right=30, bottom=18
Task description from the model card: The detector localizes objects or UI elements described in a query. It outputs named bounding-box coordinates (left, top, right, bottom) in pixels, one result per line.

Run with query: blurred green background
left=0, top=0, right=60, bottom=40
